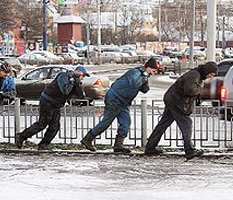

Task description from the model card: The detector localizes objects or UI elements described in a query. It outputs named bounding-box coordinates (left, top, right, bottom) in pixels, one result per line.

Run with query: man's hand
left=0, top=91, right=4, bottom=97
left=142, top=76, right=148, bottom=85
left=73, top=74, right=81, bottom=85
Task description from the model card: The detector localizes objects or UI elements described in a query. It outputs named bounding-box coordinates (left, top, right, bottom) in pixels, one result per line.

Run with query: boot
left=185, top=149, right=204, bottom=160
left=145, top=148, right=164, bottom=156
left=80, top=131, right=96, bottom=152
left=38, top=143, right=51, bottom=151
left=113, top=135, right=131, bottom=153
left=15, top=133, right=26, bottom=149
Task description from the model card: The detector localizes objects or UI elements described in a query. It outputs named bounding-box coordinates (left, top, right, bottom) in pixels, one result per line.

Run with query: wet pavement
left=0, top=151, right=233, bottom=200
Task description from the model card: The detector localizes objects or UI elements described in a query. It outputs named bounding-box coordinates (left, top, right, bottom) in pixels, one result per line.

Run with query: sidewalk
left=0, top=149, right=233, bottom=200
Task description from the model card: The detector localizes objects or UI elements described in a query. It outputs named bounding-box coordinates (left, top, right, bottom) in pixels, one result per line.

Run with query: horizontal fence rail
left=1, top=98, right=233, bottom=151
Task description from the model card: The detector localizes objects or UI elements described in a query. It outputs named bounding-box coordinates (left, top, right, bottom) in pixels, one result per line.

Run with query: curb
left=1, top=149, right=233, bottom=159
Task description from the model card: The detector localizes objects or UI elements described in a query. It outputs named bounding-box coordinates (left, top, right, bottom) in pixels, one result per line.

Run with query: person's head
left=0, top=62, right=11, bottom=79
left=198, top=61, right=218, bottom=80
left=75, top=65, right=90, bottom=80
left=144, top=57, right=160, bottom=75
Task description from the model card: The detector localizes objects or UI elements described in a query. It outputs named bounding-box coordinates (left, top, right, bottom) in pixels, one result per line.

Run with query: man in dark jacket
left=81, top=57, right=159, bottom=153
left=145, top=61, right=218, bottom=160
left=16, top=66, right=90, bottom=150
left=0, top=62, right=16, bottom=105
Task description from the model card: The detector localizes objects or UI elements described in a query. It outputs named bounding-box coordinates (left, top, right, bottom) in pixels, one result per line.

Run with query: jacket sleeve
left=128, top=69, right=149, bottom=93
left=57, top=72, right=74, bottom=95
left=183, top=72, right=202, bottom=97
left=2, top=76, right=16, bottom=98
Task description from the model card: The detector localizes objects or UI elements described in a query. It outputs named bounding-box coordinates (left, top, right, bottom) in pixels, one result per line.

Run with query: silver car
left=15, top=65, right=110, bottom=105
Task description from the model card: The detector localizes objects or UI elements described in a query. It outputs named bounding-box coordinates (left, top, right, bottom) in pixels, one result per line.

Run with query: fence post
left=141, top=99, right=148, bottom=147
left=14, top=97, right=20, bottom=143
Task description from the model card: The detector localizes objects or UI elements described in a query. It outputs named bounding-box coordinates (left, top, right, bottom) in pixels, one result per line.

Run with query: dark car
left=15, top=65, right=110, bottom=104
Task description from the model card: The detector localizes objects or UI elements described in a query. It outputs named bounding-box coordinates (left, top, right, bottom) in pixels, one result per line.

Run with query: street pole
left=158, top=0, right=162, bottom=43
left=207, top=0, right=217, bottom=61
left=97, top=0, right=101, bottom=65
left=189, top=0, right=195, bottom=65
left=222, top=16, right=226, bottom=49
left=43, top=0, right=47, bottom=51
left=87, top=10, right=90, bottom=64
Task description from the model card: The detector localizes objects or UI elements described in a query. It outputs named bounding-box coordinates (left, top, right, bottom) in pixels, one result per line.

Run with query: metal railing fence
left=1, top=98, right=233, bottom=151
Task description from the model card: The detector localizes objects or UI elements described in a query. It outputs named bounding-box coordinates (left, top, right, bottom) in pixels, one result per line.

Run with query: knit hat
left=197, top=61, right=218, bottom=80
left=144, top=57, right=159, bottom=69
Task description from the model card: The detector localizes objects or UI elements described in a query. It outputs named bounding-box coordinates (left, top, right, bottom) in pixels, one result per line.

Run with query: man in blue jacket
left=0, top=62, right=16, bottom=105
left=16, top=66, right=90, bottom=150
left=81, top=57, right=159, bottom=153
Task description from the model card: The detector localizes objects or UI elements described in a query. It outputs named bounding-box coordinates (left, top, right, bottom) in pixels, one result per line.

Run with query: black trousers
left=145, top=106, right=195, bottom=155
left=20, top=97, right=61, bottom=146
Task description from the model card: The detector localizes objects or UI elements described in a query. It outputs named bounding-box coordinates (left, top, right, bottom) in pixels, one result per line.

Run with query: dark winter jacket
left=106, top=66, right=150, bottom=106
left=164, top=68, right=202, bottom=115
left=41, top=70, right=84, bottom=107
left=164, top=62, right=218, bottom=115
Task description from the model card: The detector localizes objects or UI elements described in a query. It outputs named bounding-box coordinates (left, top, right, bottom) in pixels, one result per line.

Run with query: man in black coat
left=145, top=61, right=218, bottom=160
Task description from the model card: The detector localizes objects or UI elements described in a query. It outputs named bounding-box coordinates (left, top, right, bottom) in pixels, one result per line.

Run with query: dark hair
left=144, top=57, right=158, bottom=69
left=0, top=62, right=11, bottom=73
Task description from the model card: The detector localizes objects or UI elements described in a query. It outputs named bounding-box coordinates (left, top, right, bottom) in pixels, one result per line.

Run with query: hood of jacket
left=197, top=61, right=218, bottom=80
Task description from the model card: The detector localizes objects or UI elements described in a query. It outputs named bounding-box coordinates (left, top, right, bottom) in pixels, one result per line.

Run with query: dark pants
left=145, top=106, right=195, bottom=155
left=20, top=97, right=61, bottom=146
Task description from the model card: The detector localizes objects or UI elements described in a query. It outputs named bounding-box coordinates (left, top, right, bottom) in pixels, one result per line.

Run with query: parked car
left=30, top=50, right=64, bottom=64
left=222, top=47, right=233, bottom=58
left=58, top=53, right=87, bottom=65
left=219, top=66, right=233, bottom=120
left=94, top=52, right=122, bottom=64
left=136, top=50, right=156, bottom=63
left=15, top=65, right=110, bottom=105
left=180, top=46, right=206, bottom=61
left=163, top=46, right=179, bottom=57
left=121, top=49, right=138, bottom=63
left=18, top=53, right=51, bottom=66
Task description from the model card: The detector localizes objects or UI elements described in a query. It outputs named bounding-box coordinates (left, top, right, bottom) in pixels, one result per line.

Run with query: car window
left=25, top=68, right=50, bottom=80
left=50, top=67, right=67, bottom=79
left=218, top=63, right=233, bottom=76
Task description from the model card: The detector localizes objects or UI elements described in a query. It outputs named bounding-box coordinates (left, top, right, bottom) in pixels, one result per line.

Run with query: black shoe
left=15, top=133, right=25, bottom=149
left=145, top=148, right=164, bottom=156
left=185, top=149, right=204, bottom=160
left=113, top=147, right=131, bottom=154
left=38, top=144, right=51, bottom=151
